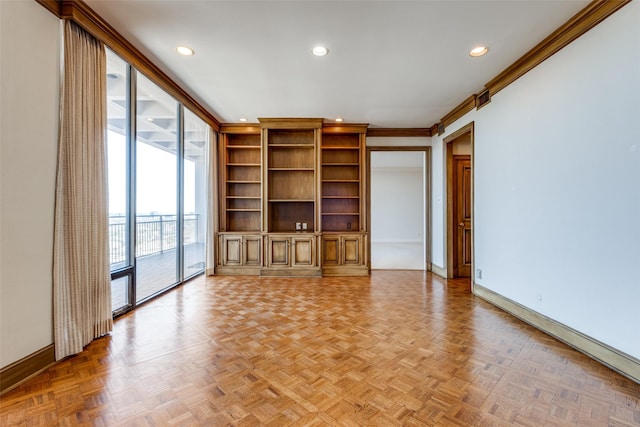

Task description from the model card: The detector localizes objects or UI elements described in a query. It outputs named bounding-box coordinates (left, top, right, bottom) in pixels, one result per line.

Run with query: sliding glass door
left=107, top=50, right=133, bottom=314
left=135, top=73, right=179, bottom=302
left=106, top=48, right=209, bottom=314
left=183, top=109, right=208, bottom=279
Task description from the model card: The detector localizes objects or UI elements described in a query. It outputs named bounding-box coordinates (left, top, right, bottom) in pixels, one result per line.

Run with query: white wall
left=433, top=1, right=640, bottom=359
left=0, top=0, right=60, bottom=367
left=370, top=152, right=424, bottom=243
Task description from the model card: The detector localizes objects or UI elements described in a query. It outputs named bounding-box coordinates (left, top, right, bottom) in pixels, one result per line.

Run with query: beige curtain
left=206, top=130, right=218, bottom=275
left=53, top=21, right=112, bottom=360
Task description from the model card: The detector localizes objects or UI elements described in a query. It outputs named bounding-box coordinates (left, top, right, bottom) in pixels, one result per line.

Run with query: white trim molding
left=430, top=264, right=447, bottom=279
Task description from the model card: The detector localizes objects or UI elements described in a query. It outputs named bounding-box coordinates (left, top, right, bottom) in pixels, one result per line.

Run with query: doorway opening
left=367, top=147, right=431, bottom=270
left=444, top=123, right=474, bottom=282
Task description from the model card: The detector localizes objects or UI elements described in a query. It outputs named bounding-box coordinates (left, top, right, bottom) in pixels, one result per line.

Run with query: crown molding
left=485, top=0, right=632, bottom=96
left=439, top=95, right=477, bottom=133
left=35, top=0, right=221, bottom=131
left=366, top=128, right=432, bottom=138
left=431, top=0, right=631, bottom=134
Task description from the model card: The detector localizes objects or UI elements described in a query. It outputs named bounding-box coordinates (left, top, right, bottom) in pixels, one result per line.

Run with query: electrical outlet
left=476, top=269, right=482, bottom=279
left=295, top=222, right=302, bottom=231
left=302, top=222, right=307, bottom=230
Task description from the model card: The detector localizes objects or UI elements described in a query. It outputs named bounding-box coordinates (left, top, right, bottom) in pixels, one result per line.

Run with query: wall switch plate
left=476, top=269, right=482, bottom=279
left=296, top=222, right=302, bottom=230
left=302, top=222, right=307, bottom=230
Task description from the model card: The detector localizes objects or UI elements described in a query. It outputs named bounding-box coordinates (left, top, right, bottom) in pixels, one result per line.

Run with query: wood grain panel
left=342, top=236, right=360, bottom=265
left=0, top=345, right=55, bottom=394
left=292, top=237, right=314, bottom=266
left=322, top=236, right=340, bottom=265
left=244, top=236, right=262, bottom=266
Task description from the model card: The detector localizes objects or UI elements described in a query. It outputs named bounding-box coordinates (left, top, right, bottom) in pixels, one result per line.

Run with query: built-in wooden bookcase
left=217, top=119, right=368, bottom=276
left=261, top=119, right=322, bottom=234
left=320, top=126, right=367, bottom=232
left=220, top=125, right=261, bottom=232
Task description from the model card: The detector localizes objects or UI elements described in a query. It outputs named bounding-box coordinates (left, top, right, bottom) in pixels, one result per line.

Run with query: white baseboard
left=473, top=283, right=640, bottom=385
left=430, top=264, right=447, bottom=278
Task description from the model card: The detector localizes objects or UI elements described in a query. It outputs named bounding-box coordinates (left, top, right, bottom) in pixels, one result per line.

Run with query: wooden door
left=454, top=157, right=472, bottom=277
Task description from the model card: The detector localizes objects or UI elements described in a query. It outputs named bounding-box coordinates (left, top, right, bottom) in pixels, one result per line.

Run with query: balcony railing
left=109, top=214, right=200, bottom=265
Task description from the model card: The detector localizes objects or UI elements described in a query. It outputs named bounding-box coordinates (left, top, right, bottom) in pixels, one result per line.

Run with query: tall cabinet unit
left=216, top=119, right=369, bottom=276
left=320, top=125, right=368, bottom=276
left=261, top=118, right=322, bottom=276
left=217, top=124, right=263, bottom=274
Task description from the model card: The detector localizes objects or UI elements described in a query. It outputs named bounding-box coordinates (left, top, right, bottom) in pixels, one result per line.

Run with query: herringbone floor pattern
left=1, top=271, right=639, bottom=426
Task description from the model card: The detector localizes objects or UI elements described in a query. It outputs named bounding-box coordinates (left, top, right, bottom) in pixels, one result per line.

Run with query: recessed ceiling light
left=469, top=46, right=488, bottom=57
left=335, top=118, right=344, bottom=122
left=239, top=118, right=248, bottom=122
left=147, top=117, right=154, bottom=122
left=312, top=46, right=329, bottom=57
left=176, top=46, right=195, bottom=56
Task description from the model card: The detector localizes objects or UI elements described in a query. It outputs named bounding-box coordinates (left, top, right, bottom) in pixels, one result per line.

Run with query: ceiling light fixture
left=312, top=46, right=329, bottom=57
left=147, top=117, right=154, bottom=122
left=176, top=46, right=195, bottom=56
left=335, top=118, right=344, bottom=122
left=469, top=46, right=489, bottom=57
left=239, top=118, right=248, bottom=122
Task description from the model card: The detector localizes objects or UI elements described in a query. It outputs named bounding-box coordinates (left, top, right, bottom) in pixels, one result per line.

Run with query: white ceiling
left=86, top=0, right=590, bottom=128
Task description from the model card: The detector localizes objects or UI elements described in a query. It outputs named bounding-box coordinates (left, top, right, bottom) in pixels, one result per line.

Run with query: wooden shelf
left=322, top=179, right=359, bottom=183
left=227, top=196, right=260, bottom=199
left=322, top=196, right=359, bottom=199
left=322, top=212, right=360, bottom=216
left=228, top=163, right=260, bottom=167
left=321, top=147, right=360, bottom=150
left=322, top=163, right=359, bottom=166
left=268, top=199, right=315, bottom=203
left=227, top=145, right=261, bottom=149
left=227, top=180, right=260, bottom=184
left=268, top=143, right=314, bottom=148
left=227, top=209, right=261, bottom=212
left=268, top=167, right=314, bottom=171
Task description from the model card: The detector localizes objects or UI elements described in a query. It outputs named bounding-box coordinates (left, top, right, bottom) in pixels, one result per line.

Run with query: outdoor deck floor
left=112, top=243, right=205, bottom=309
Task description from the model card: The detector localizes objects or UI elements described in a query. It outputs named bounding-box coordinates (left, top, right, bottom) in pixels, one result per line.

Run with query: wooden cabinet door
left=221, top=235, right=243, bottom=266
left=322, top=236, right=340, bottom=266
left=268, top=237, right=290, bottom=267
left=244, top=235, right=262, bottom=266
left=291, top=236, right=315, bottom=267
left=342, top=235, right=361, bottom=265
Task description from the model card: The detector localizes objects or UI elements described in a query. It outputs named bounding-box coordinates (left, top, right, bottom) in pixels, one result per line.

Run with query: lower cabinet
left=321, top=233, right=368, bottom=276
left=217, top=232, right=368, bottom=276
left=217, top=233, right=262, bottom=274
left=262, top=234, right=320, bottom=276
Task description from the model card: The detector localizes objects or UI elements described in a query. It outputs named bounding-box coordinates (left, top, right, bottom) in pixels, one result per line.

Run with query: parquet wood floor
left=1, top=271, right=639, bottom=426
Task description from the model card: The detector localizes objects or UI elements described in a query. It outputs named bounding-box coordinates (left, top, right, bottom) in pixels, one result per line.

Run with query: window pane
left=111, top=276, right=129, bottom=311
left=106, top=50, right=129, bottom=271
left=183, top=109, right=208, bottom=278
left=135, top=72, right=179, bottom=302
